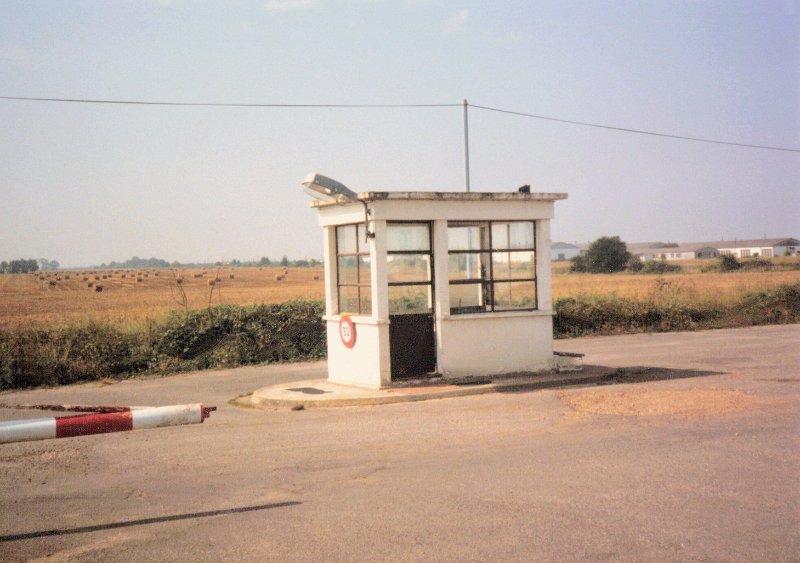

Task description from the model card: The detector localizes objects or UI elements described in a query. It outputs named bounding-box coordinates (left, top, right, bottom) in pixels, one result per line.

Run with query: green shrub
left=569, top=254, right=588, bottom=273
left=737, top=283, right=800, bottom=324
left=739, top=258, right=773, bottom=272
left=637, top=260, right=681, bottom=274
left=0, top=322, right=149, bottom=390
left=553, top=295, right=718, bottom=337
left=626, top=257, right=644, bottom=272
left=0, top=300, right=326, bottom=390
left=153, top=301, right=326, bottom=370
left=720, top=255, right=741, bottom=271
left=554, top=282, right=799, bottom=338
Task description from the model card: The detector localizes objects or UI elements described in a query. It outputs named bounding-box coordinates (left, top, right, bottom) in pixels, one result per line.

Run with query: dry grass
left=0, top=267, right=325, bottom=330
left=552, top=257, right=800, bottom=307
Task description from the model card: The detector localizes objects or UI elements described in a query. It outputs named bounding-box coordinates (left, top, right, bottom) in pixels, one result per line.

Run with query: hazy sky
left=1, top=0, right=798, bottom=267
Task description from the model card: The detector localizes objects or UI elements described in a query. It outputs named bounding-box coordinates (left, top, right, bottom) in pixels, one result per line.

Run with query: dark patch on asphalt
left=287, top=387, right=330, bottom=395
left=757, top=378, right=799, bottom=383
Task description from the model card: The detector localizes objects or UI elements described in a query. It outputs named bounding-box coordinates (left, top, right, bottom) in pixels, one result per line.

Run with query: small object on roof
left=518, top=184, right=531, bottom=193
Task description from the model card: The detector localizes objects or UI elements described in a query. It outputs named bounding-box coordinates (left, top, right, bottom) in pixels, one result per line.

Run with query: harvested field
left=1, top=258, right=798, bottom=330
left=552, top=267, right=800, bottom=305
left=0, top=267, right=325, bottom=330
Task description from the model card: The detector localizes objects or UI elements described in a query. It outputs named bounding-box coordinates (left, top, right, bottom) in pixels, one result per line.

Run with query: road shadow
left=0, top=501, right=302, bottom=543
left=494, top=365, right=724, bottom=394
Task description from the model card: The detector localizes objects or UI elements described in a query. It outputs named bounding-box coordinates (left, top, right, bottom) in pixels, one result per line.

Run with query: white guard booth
left=304, top=174, right=567, bottom=389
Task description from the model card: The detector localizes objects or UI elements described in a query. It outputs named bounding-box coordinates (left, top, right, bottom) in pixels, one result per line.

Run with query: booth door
left=386, top=222, right=436, bottom=380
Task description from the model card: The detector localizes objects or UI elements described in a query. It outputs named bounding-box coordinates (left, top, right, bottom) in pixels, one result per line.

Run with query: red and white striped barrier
left=0, top=404, right=216, bottom=445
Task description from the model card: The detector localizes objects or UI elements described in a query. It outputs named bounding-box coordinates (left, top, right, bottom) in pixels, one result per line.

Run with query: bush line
left=1, top=284, right=798, bottom=390
left=0, top=301, right=325, bottom=391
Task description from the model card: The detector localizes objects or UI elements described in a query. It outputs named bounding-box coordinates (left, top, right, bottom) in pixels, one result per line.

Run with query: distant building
left=714, top=238, right=799, bottom=258
left=571, top=237, right=798, bottom=261
left=551, top=242, right=581, bottom=261
left=648, top=245, right=719, bottom=261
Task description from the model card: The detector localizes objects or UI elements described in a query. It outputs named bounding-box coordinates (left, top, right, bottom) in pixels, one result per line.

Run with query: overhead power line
left=1, top=95, right=798, bottom=153
left=0, top=95, right=458, bottom=109
left=469, top=103, right=800, bottom=153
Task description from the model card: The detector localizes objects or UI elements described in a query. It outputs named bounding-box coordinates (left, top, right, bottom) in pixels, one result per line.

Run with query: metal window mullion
left=388, top=280, right=432, bottom=287
left=491, top=277, right=536, bottom=283
left=488, top=223, right=495, bottom=311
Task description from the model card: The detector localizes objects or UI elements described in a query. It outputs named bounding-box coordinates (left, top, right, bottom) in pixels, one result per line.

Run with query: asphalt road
left=1, top=325, right=798, bottom=561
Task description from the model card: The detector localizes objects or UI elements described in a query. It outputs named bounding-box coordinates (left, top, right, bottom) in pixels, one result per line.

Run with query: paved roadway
left=1, top=325, right=798, bottom=561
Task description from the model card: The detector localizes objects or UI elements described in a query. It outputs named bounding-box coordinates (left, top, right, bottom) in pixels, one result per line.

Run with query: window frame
left=386, top=221, right=434, bottom=315
left=447, top=220, right=537, bottom=315
left=335, top=223, right=372, bottom=315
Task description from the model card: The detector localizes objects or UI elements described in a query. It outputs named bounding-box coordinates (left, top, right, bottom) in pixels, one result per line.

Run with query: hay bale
left=87, top=281, right=94, bottom=288
left=207, top=279, right=216, bottom=286
left=275, top=274, right=284, bottom=281
left=312, top=274, right=321, bottom=281
left=136, top=277, right=143, bottom=282
left=229, top=274, right=235, bottom=279
left=176, top=277, right=184, bottom=284
left=48, top=280, right=56, bottom=286
left=95, top=284, right=103, bottom=292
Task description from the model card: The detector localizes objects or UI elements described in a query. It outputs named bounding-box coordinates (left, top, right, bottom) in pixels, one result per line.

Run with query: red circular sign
left=339, top=315, right=356, bottom=348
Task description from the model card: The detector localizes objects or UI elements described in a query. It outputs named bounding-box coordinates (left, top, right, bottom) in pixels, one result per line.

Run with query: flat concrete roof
left=311, top=191, right=568, bottom=207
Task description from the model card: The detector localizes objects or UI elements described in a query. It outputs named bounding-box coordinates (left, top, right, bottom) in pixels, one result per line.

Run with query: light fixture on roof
left=300, top=172, right=374, bottom=240
left=301, top=172, right=358, bottom=202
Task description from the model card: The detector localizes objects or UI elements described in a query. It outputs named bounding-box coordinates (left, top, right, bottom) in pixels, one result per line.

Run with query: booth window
left=386, top=222, right=433, bottom=314
left=336, top=224, right=371, bottom=314
left=448, top=221, right=536, bottom=314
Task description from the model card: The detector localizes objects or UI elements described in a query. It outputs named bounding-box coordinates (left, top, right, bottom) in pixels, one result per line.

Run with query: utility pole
left=463, top=99, right=471, bottom=192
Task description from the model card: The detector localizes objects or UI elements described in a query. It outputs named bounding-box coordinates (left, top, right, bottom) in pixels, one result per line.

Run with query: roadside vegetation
left=0, top=301, right=325, bottom=390
left=1, top=256, right=798, bottom=390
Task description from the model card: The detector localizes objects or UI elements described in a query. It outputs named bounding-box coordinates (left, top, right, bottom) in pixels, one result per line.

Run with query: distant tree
left=626, top=255, right=644, bottom=272
left=308, top=258, right=321, bottom=267
left=259, top=256, right=272, bottom=266
left=39, top=258, right=59, bottom=271
left=280, top=255, right=289, bottom=267
left=586, top=236, right=631, bottom=273
left=569, top=254, right=588, bottom=273
left=0, top=261, right=7, bottom=273
left=8, top=259, right=38, bottom=273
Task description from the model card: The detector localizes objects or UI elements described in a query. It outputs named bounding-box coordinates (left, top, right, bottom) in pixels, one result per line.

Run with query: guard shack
left=305, top=174, right=567, bottom=389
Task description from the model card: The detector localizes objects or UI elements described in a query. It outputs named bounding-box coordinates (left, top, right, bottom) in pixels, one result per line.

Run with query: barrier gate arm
left=0, top=404, right=216, bottom=445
